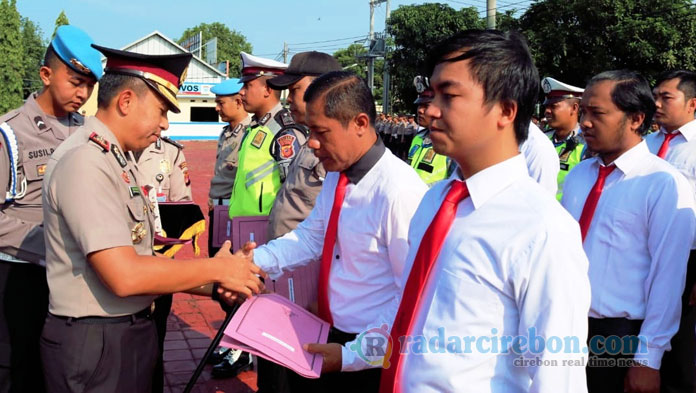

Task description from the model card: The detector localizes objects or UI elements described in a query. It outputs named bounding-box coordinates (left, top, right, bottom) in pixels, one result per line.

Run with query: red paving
left=164, top=141, right=257, bottom=393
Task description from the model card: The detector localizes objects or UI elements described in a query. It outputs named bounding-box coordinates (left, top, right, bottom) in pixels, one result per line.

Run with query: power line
left=286, top=35, right=369, bottom=46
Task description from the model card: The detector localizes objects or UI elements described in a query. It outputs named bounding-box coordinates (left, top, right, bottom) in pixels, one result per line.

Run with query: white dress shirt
left=645, top=119, right=696, bottom=198
left=399, top=154, right=590, bottom=393
left=254, top=140, right=428, bottom=371
left=561, top=141, right=696, bottom=369
left=520, top=122, right=560, bottom=196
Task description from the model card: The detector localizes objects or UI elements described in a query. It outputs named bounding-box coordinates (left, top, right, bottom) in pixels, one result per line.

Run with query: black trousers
left=40, top=311, right=157, bottom=393
left=287, top=327, right=382, bottom=393
left=660, top=249, right=696, bottom=393
left=586, top=317, right=643, bottom=393
left=0, top=261, right=48, bottom=393
left=208, top=208, right=220, bottom=257
left=152, top=295, right=173, bottom=393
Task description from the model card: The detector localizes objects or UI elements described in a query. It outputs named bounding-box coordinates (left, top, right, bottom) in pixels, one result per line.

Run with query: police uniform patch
left=179, top=161, right=188, bottom=171
left=128, top=186, right=141, bottom=197
left=423, top=148, right=436, bottom=164
left=88, top=132, right=110, bottom=152
left=111, top=144, right=127, bottom=168
left=36, top=164, right=46, bottom=176
left=559, top=150, right=571, bottom=162
left=259, top=113, right=272, bottom=126
left=251, top=131, right=267, bottom=148
left=155, top=138, right=162, bottom=149
left=277, top=134, right=297, bottom=159
left=408, top=145, right=420, bottom=159
left=121, top=171, right=130, bottom=184
left=231, top=123, right=244, bottom=136
left=160, top=159, right=171, bottom=174
left=131, top=222, right=146, bottom=244
left=280, top=111, right=295, bottom=126
left=34, top=116, right=46, bottom=130
left=183, top=170, right=191, bottom=186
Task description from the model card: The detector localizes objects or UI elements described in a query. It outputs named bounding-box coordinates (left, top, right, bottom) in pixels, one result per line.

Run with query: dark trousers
left=208, top=208, right=220, bottom=257
left=40, top=311, right=158, bottom=393
left=0, top=261, right=48, bottom=393
left=152, top=295, right=173, bottom=393
left=586, top=317, right=643, bottom=393
left=660, top=249, right=696, bottom=393
left=287, top=327, right=382, bottom=393
left=257, top=356, right=291, bottom=393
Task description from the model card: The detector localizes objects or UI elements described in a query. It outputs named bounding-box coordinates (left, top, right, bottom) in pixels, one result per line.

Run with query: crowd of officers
left=1, top=23, right=696, bottom=393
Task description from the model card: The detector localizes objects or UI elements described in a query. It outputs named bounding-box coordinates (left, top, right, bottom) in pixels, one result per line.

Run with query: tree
left=520, top=0, right=696, bottom=87
left=332, top=43, right=385, bottom=102
left=178, top=22, right=252, bottom=77
left=386, top=3, right=485, bottom=112
left=51, top=10, right=69, bottom=39
left=21, top=17, right=46, bottom=98
left=0, top=0, right=25, bottom=113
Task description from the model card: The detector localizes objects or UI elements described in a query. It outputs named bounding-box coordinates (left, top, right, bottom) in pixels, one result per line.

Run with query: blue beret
left=211, top=78, right=243, bottom=96
left=51, top=25, right=103, bottom=80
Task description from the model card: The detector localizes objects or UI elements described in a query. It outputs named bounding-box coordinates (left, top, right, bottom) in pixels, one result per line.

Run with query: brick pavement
left=163, top=141, right=257, bottom=393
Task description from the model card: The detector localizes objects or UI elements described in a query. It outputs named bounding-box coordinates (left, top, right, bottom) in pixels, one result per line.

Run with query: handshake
left=211, top=240, right=267, bottom=303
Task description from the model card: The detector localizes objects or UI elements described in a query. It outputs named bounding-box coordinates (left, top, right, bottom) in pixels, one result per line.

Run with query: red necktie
left=578, top=165, right=615, bottom=241
left=657, top=132, right=679, bottom=158
left=317, top=173, right=349, bottom=325
left=379, top=180, right=470, bottom=393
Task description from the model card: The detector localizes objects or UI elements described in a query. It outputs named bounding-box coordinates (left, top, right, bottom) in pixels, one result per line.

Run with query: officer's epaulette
left=88, top=132, right=110, bottom=152
left=231, top=123, right=244, bottom=135
left=259, top=112, right=272, bottom=126
left=275, top=109, right=295, bottom=127
left=161, top=136, right=184, bottom=150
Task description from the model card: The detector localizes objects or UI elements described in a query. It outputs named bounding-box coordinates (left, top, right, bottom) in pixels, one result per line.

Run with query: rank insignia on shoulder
left=34, top=116, right=46, bottom=130
left=280, top=111, right=295, bottom=126
left=131, top=222, right=146, bottom=244
left=36, top=164, right=46, bottom=177
left=121, top=171, right=130, bottom=184
left=111, top=144, right=127, bottom=168
left=128, top=186, right=141, bottom=197
left=89, top=132, right=110, bottom=152
left=251, top=131, right=267, bottom=148
left=259, top=113, right=271, bottom=126
left=162, top=136, right=184, bottom=149
left=231, top=123, right=244, bottom=136
left=155, top=138, right=162, bottom=149
left=277, top=134, right=297, bottom=159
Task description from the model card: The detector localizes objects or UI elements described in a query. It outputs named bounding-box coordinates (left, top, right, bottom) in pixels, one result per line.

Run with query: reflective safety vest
left=408, top=131, right=449, bottom=186
left=551, top=133, right=586, bottom=201
left=228, top=124, right=281, bottom=218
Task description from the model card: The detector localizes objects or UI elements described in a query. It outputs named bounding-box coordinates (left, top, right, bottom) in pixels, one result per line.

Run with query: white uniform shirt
left=520, top=122, right=560, bottom=195
left=254, top=139, right=428, bottom=371
left=561, top=141, right=696, bottom=368
left=645, top=119, right=696, bottom=197
left=399, top=154, right=590, bottom=393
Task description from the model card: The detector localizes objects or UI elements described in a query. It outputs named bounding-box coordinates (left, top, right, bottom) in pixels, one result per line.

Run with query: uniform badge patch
left=259, top=113, right=271, bottom=126
left=36, top=164, right=46, bottom=177
left=280, top=111, right=295, bottom=126
left=559, top=150, right=571, bottom=162
left=251, top=131, right=267, bottom=148
left=89, top=132, right=110, bottom=152
left=408, top=145, right=420, bottom=159
left=423, top=148, right=436, bottom=164
left=34, top=116, right=46, bottom=130
left=121, top=171, right=130, bottom=184
left=277, top=134, right=297, bottom=159
left=131, top=222, right=146, bottom=244
left=160, top=159, right=171, bottom=174
left=111, top=144, right=127, bottom=168
left=178, top=161, right=188, bottom=171
left=128, top=186, right=141, bottom=197
left=183, top=170, right=191, bottom=186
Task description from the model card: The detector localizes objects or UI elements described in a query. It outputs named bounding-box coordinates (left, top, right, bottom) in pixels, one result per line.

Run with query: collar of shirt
left=343, top=136, right=386, bottom=184
left=250, top=102, right=283, bottom=126
left=595, top=140, right=648, bottom=176
left=452, top=154, right=528, bottom=210
left=661, top=118, right=696, bottom=142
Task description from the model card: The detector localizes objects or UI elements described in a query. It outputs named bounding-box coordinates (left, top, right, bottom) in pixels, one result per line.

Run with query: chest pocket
left=21, top=148, right=54, bottom=182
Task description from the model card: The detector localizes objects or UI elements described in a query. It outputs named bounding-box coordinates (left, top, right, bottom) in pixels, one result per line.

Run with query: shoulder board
left=231, top=123, right=244, bottom=135
left=161, top=136, right=184, bottom=150
left=274, top=109, right=296, bottom=127
left=281, top=123, right=309, bottom=137
left=259, top=112, right=272, bottom=126
left=89, top=132, right=110, bottom=152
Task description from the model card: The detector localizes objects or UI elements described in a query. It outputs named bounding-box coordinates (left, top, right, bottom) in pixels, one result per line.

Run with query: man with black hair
left=562, top=70, right=696, bottom=393
left=40, top=46, right=264, bottom=393
left=380, top=29, right=590, bottom=393
left=0, top=25, right=102, bottom=393
left=646, top=69, right=696, bottom=393
left=247, top=71, right=427, bottom=392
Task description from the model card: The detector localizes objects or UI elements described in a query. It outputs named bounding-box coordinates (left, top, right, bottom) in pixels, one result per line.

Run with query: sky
left=16, top=0, right=532, bottom=62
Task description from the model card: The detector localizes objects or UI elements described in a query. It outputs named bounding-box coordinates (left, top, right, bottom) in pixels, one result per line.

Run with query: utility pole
left=486, top=0, right=496, bottom=29
left=368, top=0, right=377, bottom=92
left=382, top=0, right=391, bottom=114
left=283, top=42, right=288, bottom=64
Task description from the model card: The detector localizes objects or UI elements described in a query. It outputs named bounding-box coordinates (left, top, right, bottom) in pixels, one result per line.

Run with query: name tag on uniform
left=251, top=131, right=267, bottom=149
left=423, top=149, right=436, bottom=164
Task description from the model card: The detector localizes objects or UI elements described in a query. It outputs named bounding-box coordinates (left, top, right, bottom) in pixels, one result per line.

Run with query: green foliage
left=21, top=17, right=46, bottom=98
left=386, top=3, right=485, bottom=112
left=332, top=43, right=384, bottom=102
left=51, top=10, right=69, bottom=40
left=178, top=22, right=253, bottom=77
left=520, top=0, right=696, bottom=86
left=0, top=0, right=25, bottom=113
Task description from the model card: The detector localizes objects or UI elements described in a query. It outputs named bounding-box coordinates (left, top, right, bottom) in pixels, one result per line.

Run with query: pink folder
left=219, top=293, right=330, bottom=379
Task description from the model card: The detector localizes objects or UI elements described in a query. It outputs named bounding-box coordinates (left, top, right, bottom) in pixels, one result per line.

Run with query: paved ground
left=162, top=140, right=257, bottom=393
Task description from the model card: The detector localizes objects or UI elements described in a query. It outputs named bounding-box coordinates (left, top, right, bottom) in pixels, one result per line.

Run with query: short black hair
left=587, top=70, right=656, bottom=135
left=43, top=45, right=61, bottom=69
left=427, top=29, right=539, bottom=144
left=303, top=71, right=376, bottom=128
left=656, top=70, right=696, bottom=101
left=97, top=73, right=149, bottom=109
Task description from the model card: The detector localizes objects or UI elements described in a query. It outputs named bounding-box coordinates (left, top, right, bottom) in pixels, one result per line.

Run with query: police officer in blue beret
left=0, top=25, right=102, bottom=393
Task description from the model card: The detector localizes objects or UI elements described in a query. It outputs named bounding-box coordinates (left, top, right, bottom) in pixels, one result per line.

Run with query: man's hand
left=304, top=343, right=342, bottom=373
left=215, top=241, right=266, bottom=299
left=624, top=364, right=660, bottom=393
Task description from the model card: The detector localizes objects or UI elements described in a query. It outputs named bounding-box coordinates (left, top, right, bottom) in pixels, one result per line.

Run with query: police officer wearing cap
left=207, top=78, right=249, bottom=257
left=0, top=25, right=101, bottom=393
left=227, top=52, right=306, bottom=220
left=407, top=76, right=450, bottom=186
left=541, top=76, right=588, bottom=200
left=40, top=45, right=263, bottom=393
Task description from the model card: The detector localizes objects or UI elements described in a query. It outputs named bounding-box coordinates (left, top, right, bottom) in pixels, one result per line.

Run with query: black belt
left=49, top=308, right=151, bottom=325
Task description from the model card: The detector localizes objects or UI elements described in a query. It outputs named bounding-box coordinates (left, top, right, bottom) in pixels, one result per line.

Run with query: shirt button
left=335, top=255, right=340, bottom=260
